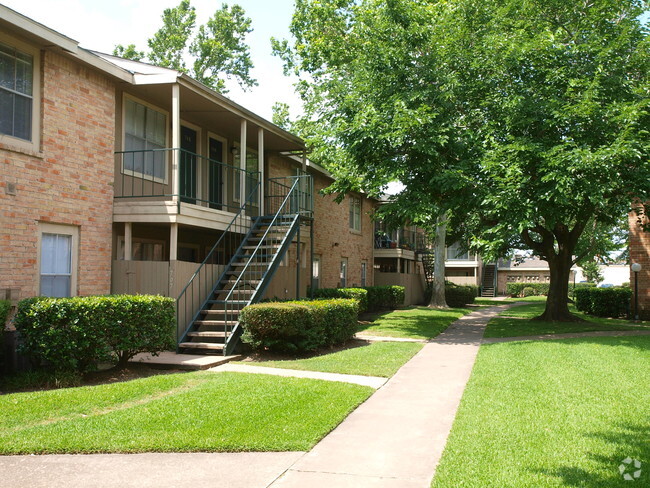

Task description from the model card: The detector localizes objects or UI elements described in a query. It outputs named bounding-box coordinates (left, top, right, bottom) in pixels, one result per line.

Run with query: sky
left=1, top=0, right=302, bottom=121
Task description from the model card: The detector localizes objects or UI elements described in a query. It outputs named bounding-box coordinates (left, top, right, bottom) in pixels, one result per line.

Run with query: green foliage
left=240, top=299, right=358, bottom=353
left=13, top=295, right=175, bottom=372
left=574, top=287, right=632, bottom=318
left=278, top=0, right=650, bottom=321
left=312, top=287, right=368, bottom=312
left=114, top=1, right=256, bottom=93
left=0, top=299, right=10, bottom=370
left=444, top=282, right=478, bottom=308
left=506, top=282, right=551, bottom=297
left=363, top=286, right=405, bottom=311
left=570, top=281, right=597, bottom=299
left=581, top=260, right=604, bottom=284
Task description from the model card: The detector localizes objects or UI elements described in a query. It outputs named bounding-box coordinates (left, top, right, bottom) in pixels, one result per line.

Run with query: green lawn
left=357, top=306, right=471, bottom=340
left=0, top=371, right=373, bottom=454
left=238, top=341, right=424, bottom=378
left=485, top=300, right=650, bottom=338
left=432, top=336, right=650, bottom=487
left=474, top=296, right=547, bottom=306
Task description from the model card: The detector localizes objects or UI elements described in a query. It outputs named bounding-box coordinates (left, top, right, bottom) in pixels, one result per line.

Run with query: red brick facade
left=629, top=210, right=649, bottom=318
left=1, top=49, right=115, bottom=300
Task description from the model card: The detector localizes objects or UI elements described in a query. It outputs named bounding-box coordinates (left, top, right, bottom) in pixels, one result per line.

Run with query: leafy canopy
left=114, top=0, right=257, bottom=93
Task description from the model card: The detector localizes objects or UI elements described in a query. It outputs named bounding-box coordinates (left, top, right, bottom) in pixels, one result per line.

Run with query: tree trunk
left=429, top=212, right=448, bottom=308
left=535, top=252, right=583, bottom=322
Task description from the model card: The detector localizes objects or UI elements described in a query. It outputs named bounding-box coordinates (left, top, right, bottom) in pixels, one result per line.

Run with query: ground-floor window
left=340, top=258, right=348, bottom=288
left=39, top=223, right=78, bottom=297
left=361, top=261, right=367, bottom=287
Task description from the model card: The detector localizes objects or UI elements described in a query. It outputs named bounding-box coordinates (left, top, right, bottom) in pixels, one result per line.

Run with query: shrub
left=569, top=282, right=597, bottom=299
left=574, top=287, right=631, bottom=318
left=0, top=299, right=10, bottom=370
left=445, top=282, right=478, bottom=307
left=522, top=286, right=536, bottom=297
left=363, top=286, right=405, bottom=311
left=312, top=287, right=368, bottom=312
left=240, top=298, right=358, bottom=353
left=13, top=295, right=175, bottom=372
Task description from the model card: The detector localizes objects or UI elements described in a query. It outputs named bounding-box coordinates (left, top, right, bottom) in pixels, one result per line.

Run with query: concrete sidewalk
left=0, top=305, right=505, bottom=488
left=269, top=305, right=505, bottom=488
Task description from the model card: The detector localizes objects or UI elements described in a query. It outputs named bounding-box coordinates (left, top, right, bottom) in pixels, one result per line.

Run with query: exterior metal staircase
left=176, top=175, right=312, bottom=356
left=481, top=263, right=497, bottom=297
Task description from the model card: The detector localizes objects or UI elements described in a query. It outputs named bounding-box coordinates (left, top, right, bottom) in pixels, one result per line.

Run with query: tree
left=114, top=0, right=256, bottom=93
left=581, top=260, right=604, bottom=284
left=276, top=0, right=650, bottom=321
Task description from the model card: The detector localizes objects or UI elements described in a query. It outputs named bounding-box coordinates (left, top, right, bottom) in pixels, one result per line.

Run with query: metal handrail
left=175, top=179, right=261, bottom=343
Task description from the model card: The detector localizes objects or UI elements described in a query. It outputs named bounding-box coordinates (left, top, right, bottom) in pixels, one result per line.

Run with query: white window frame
left=121, top=94, right=169, bottom=184
left=349, top=195, right=361, bottom=232
left=38, top=223, right=78, bottom=297
left=0, top=32, right=41, bottom=153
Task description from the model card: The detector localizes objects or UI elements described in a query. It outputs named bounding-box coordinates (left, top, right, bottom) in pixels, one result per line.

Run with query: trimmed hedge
left=312, top=287, right=368, bottom=312
left=311, top=286, right=405, bottom=313
left=506, top=282, right=550, bottom=297
left=13, top=295, right=176, bottom=372
left=574, top=286, right=631, bottom=318
left=240, top=298, right=358, bottom=353
left=570, top=282, right=597, bottom=299
left=363, top=286, right=405, bottom=311
left=424, top=282, right=478, bottom=307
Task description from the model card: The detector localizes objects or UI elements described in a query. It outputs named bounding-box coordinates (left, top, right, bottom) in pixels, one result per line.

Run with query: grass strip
left=0, top=371, right=373, bottom=454
left=238, top=341, right=424, bottom=378
left=358, top=306, right=471, bottom=340
left=432, top=336, right=650, bottom=487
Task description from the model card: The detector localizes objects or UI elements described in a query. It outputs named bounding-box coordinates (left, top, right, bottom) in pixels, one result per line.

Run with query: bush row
left=13, top=295, right=176, bottom=372
left=311, top=286, right=405, bottom=312
left=506, top=282, right=550, bottom=297
left=574, top=287, right=631, bottom=318
left=424, top=282, right=478, bottom=307
left=240, top=298, right=358, bottom=353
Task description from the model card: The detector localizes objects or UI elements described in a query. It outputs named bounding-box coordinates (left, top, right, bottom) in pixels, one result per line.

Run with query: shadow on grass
left=357, top=306, right=467, bottom=339
left=533, top=422, right=649, bottom=487
left=483, top=335, right=650, bottom=354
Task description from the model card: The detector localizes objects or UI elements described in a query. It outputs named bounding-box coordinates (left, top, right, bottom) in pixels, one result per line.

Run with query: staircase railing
left=176, top=179, right=261, bottom=344
left=221, top=176, right=310, bottom=354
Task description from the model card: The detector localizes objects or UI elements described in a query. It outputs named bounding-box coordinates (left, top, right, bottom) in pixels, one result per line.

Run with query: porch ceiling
left=122, top=83, right=304, bottom=153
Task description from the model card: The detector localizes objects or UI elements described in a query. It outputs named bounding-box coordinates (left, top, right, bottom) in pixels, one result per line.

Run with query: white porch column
left=170, top=223, right=178, bottom=261
left=171, top=84, right=181, bottom=202
left=124, top=222, right=132, bottom=261
left=240, top=119, right=247, bottom=213
left=258, top=127, right=264, bottom=215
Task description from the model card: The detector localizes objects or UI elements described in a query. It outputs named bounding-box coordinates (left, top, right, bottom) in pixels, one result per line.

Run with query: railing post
left=258, top=128, right=264, bottom=215
left=171, top=84, right=181, bottom=203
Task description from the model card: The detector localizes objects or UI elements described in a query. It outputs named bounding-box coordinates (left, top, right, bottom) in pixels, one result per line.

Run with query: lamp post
left=631, top=263, right=642, bottom=321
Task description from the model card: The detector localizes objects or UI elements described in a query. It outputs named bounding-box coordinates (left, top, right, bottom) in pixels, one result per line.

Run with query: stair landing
left=130, top=351, right=242, bottom=370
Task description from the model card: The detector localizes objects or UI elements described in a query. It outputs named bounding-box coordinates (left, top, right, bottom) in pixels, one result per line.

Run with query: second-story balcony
left=113, top=148, right=262, bottom=231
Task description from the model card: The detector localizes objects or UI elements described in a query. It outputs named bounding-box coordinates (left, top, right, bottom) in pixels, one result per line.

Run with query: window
left=361, top=261, right=367, bottom=287
left=233, top=146, right=259, bottom=204
left=124, top=97, right=167, bottom=181
left=340, top=258, right=348, bottom=287
left=446, top=242, right=470, bottom=261
left=349, top=195, right=361, bottom=231
left=0, top=42, right=38, bottom=143
left=118, top=236, right=165, bottom=261
left=39, top=224, right=78, bottom=297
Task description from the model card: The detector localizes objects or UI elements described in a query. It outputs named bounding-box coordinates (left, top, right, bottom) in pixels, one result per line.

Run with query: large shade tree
left=115, top=0, right=256, bottom=93
left=276, top=0, right=650, bottom=321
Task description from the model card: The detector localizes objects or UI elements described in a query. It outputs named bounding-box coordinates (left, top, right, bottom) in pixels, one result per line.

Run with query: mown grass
left=485, top=300, right=650, bottom=338
left=357, top=306, right=472, bottom=340
left=239, top=341, right=424, bottom=378
left=432, top=336, right=650, bottom=487
left=0, top=371, right=373, bottom=454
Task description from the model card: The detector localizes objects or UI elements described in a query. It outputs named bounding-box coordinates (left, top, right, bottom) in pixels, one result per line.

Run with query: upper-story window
left=124, top=97, right=167, bottom=181
left=349, top=195, right=361, bottom=232
left=0, top=41, right=34, bottom=141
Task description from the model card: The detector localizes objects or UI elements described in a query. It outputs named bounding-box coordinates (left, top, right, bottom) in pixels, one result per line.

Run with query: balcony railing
left=114, top=148, right=261, bottom=216
left=374, top=225, right=431, bottom=251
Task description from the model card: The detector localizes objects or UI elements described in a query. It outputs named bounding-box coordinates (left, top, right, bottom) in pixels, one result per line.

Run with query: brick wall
left=0, top=50, right=115, bottom=300
left=629, top=209, right=649, bottom=318
left=266, top=155, right=376, bottom=291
